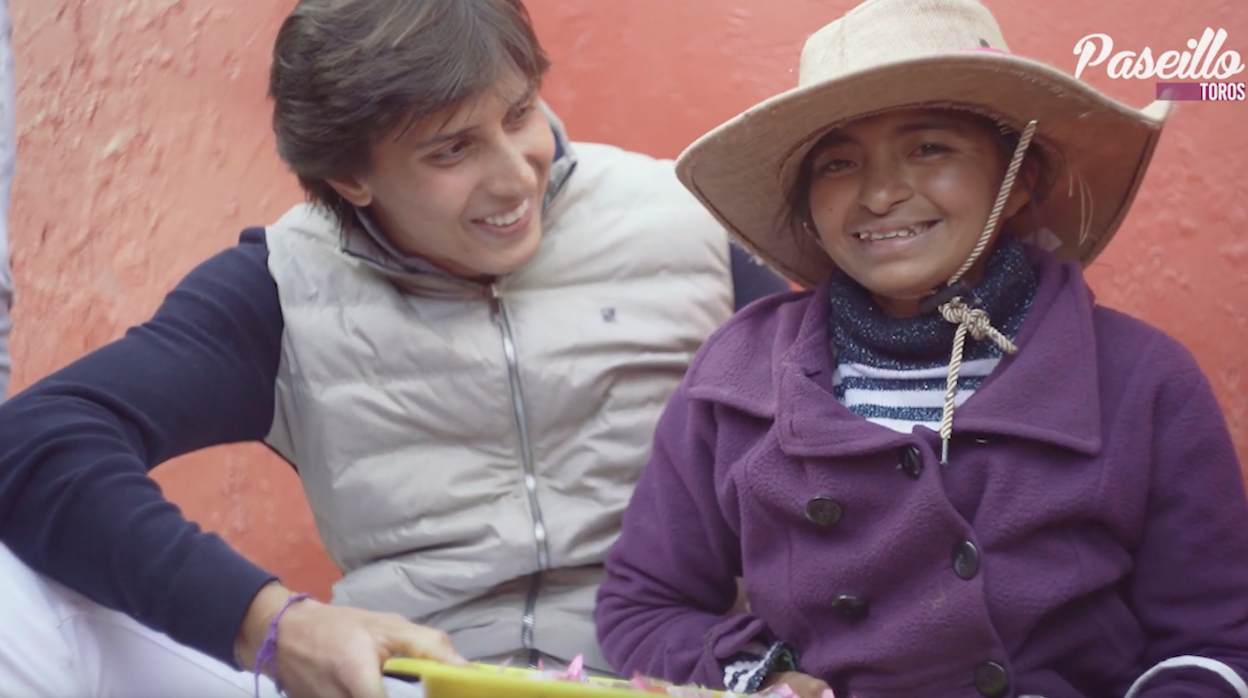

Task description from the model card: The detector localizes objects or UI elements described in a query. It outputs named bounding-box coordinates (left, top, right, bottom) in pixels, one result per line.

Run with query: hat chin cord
left=932, top=119, right=1038, bottom=464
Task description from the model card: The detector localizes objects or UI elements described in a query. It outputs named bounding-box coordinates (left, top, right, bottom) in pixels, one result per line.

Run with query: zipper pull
left=488, top=284, right=502, bottom=320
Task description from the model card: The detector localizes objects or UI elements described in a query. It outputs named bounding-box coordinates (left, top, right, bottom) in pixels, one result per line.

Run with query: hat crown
left=799, top=0, right=1010, bottom=87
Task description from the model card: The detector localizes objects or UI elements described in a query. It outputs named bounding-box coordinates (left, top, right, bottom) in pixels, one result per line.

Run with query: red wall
left=9, top=0, right=1247, bottom=599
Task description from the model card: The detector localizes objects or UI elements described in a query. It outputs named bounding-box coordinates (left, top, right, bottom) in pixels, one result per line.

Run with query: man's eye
left=431, top=141, right=470, bottom=161
left=506, top=103, right=535, bottom=127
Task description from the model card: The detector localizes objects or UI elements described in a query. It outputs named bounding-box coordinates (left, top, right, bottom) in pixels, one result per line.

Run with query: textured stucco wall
left=9, top=0, right=1247, bottom=599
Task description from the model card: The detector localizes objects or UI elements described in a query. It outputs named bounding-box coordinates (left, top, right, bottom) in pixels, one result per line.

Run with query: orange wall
left=9, top=0, right=1247, bottom=599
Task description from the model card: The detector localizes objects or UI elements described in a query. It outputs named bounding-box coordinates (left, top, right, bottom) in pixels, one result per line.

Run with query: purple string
left=253, top=593, right=312, bottom=698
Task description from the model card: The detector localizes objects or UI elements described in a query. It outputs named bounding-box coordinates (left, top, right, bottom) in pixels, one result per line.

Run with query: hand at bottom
left=237, top=584, right=467, bottom=698
left=763, top=670, right=836, bottom=698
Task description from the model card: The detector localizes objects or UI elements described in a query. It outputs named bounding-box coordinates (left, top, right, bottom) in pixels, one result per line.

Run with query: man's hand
left=236, top=583, right=467, bottom=698
left=763, top=670, right=835, bottom=698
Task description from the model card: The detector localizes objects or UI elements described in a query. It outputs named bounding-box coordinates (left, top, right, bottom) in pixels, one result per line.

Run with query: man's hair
left=269, top=0, right=551, bottom=229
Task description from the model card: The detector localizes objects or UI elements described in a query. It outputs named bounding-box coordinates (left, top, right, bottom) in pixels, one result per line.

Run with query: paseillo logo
left=1074, top=28, right=1244, bottom=80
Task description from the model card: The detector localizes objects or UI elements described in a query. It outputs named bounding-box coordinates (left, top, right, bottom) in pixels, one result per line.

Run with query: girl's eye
left=914, top=142, right=951, bottom=156
left=819, top=158, right=856, bottom=174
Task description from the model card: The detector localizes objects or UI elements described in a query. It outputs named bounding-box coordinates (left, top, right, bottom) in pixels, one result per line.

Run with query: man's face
left=331, top=69, right=556, bottom=279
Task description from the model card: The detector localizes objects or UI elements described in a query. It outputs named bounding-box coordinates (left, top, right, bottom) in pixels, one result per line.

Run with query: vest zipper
left=489, top=285, right=550, bottom=656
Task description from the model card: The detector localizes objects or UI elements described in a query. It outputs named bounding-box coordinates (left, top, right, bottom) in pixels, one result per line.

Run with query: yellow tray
left=383, top=658, right=729, bottom=698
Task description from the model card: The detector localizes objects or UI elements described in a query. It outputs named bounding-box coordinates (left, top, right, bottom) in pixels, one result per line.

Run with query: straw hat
left=675, top=0, right=1172, bottom=289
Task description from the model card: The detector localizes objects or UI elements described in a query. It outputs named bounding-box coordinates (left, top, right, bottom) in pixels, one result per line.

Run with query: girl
left=594, top=0, right=1248, bottom=696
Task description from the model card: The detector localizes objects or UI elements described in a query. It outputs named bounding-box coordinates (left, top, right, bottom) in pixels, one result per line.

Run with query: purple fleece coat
left=595, top=250, right=1248, bottom=698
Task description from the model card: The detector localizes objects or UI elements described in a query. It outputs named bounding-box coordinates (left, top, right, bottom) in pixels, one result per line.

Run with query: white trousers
left=0, top=544, right=423, bottom=698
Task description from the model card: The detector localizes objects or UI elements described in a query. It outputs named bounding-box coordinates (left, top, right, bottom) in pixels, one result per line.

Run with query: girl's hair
left=782, top=109, right=1038, bottom=248
left=268, top=0, right=551, bottom=230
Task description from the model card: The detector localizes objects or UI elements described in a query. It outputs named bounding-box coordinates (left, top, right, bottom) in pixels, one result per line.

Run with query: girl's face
left=806, top=108, right=1032, bottom=316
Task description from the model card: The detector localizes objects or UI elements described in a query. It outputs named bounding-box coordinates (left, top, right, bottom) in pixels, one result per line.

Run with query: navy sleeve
left=729, top=243, right=790, bottom=311
left=0, top=228, right=284, bottom=667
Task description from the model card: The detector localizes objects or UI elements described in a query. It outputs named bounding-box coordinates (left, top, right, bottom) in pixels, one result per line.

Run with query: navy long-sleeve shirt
left=0, top=228, right=788, bottom=666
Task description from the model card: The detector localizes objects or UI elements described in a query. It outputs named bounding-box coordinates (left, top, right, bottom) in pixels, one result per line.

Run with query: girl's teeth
left=483, top=200, right=529, bottom=227
left=856, top=223, right=930, bottom=241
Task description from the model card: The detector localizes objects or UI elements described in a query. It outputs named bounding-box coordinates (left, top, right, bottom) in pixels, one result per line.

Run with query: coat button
left=805, top=496, right=843, bottom=526
left=974, top=661, right=1009, bottom=697
left=831, top=595, right=869, bottom=621
left=953, top=540, right=980, bottom=580
left=899, top=446, right=924, bottom=479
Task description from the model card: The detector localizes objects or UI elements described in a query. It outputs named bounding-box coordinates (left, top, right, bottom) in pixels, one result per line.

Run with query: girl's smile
left=847, top=218, right=943, bottom=262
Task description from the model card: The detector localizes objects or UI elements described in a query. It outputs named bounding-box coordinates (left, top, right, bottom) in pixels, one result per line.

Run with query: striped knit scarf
left=829, top=237, right=1038, bottom=433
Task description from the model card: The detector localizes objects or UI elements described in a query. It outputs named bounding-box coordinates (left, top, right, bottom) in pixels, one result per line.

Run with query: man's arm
left=730, top=243, right=791, bottom=311
left=0, top=230, right=283, bottom=664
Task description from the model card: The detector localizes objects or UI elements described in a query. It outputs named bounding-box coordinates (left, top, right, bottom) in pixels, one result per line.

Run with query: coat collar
left=770, top=247, right=1104, bottom=459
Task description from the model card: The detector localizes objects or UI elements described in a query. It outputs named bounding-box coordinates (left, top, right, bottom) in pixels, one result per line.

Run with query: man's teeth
left=853, top=223, right=931, bottom=241
left=482, top=200, right=530, bottom=227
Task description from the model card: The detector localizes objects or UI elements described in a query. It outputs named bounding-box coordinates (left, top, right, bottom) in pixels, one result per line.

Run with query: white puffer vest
left=264, top=141, right=734, bottom=671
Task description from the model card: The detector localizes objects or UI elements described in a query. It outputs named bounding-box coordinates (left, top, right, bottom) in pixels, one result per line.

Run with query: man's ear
left=327, top=176, right=373, bottom=207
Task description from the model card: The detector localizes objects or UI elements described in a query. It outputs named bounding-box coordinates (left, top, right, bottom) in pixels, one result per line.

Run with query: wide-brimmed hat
left=675, top=0, right=1172, bottom=289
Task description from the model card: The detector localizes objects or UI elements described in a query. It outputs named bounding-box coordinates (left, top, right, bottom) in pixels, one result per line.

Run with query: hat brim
left=676, top=52, right=1172, bottom=288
